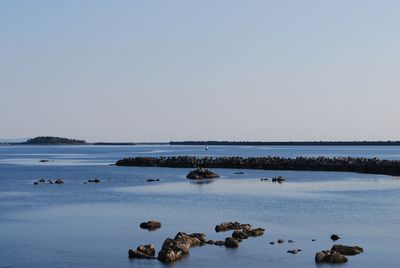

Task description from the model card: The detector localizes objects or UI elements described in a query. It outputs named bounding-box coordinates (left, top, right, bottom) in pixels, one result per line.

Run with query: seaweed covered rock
left=186, top=168, right=220, bottom=179
left=315, top=250, right=348, bottom=264
left=215, top=221, right=252, bottom=232
left=224, top=237, right=240, bottom=248
left=128, top=244, right=156, bottom=259
left=157, top=232, right=207, bottom=263
left=331, top=245, right=364, bottom=256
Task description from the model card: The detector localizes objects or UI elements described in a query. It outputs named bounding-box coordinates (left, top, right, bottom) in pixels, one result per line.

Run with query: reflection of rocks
left=140, top=221, right=162, bottom=230
left=331, top=245, right=363, bottom=256
left=157, top=232, right=206, bottom=263
left=190, top=179, right=215, bottom=185
left=315, top=250, right=348, bottom=264
left=129, top=244, right=156, bottom=259
left=186, top=168, right=220, bottom=179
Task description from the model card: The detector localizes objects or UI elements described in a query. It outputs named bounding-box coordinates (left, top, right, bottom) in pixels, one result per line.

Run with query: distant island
left=23, top=136, right=87, bottom=145
left=170, top=141, right=400, bottom=146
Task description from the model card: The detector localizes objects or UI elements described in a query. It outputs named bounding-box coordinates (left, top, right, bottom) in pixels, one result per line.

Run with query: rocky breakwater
left=116, top=156, right=400, bottom=176
left=158, top=232, right=206, bottom=263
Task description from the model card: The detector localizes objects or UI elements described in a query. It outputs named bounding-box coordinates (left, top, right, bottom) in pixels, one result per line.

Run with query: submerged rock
left=140, top=220, right=162, bottom=230
left=277, top=239, right=284, bottom=244
left=331, top=244, right=364, bottom=256
left=214, top=240, right=225, bottom=246
left=87, top=178, right=101, bottom=183
left=287, top=249, right=302, bottom=254
left=146, top=179, right=160, bottom=182
left=233, top=171, right=244, bottom=175
left=315, top=250, right=348, bottom=264
left=186, top=168, right=220, bottom=179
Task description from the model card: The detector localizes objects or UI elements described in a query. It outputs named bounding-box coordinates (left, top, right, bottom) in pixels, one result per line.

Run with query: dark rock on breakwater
left=186, top=168, right=220, bottom=179
left=115, top=156, right=400, bottom=176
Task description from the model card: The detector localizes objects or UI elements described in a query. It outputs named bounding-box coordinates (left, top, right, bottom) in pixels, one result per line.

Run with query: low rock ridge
left=115, top=156, right=400, bottom=176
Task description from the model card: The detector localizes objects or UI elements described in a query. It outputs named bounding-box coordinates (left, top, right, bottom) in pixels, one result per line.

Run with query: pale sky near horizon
left=1, top=1, right=400, bottom=142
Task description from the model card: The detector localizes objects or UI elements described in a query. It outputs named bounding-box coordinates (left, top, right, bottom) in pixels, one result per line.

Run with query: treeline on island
left=116, top=156, right=400, bottom=176
left=24, top=136, right=87, bottom=145
left=170, top=141, right=400, bottom=146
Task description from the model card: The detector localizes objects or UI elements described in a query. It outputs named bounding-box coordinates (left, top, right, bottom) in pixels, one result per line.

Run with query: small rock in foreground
left=315, top=250, right=348, bottom=264
left=224, top=237, right=239, bottom=248
left=128, top=244, right=156, bottom=259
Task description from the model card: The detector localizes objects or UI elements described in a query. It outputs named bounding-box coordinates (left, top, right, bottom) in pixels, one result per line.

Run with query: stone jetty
left=115, top=156, right=400, bottom=176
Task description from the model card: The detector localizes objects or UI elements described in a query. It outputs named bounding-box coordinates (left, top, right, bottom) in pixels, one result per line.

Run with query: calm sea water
left=1, top=145, right=400, bottom=267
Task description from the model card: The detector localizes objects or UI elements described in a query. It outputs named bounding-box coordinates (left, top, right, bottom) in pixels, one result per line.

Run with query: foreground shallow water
left=1, top=145, right=400, bottom=267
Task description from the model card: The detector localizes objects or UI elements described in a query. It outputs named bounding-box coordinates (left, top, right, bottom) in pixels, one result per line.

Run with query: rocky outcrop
left=140, top=221, right=162, bottom=230
left=224, top=237, right=240, bottom=248
left=186, top=168, right=220, bottom=179
left=331, top=245, right=364, bottom=256
left=115, top=156, right=400, bottom=176
left=215, top=222, right=252, bottom=232
left=157, top=232, right=206, bottom=263
left=128, top=244, right=156, bottom=259
left=315, top=250, right=348, bottom=264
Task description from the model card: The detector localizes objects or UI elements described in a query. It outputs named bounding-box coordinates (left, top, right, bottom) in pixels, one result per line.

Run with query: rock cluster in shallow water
left=186, top=168, right=220, bottom=179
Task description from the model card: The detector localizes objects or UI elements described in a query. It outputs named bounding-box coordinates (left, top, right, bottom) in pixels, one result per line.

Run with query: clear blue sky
left=1, top=1, right=399, bottom=142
